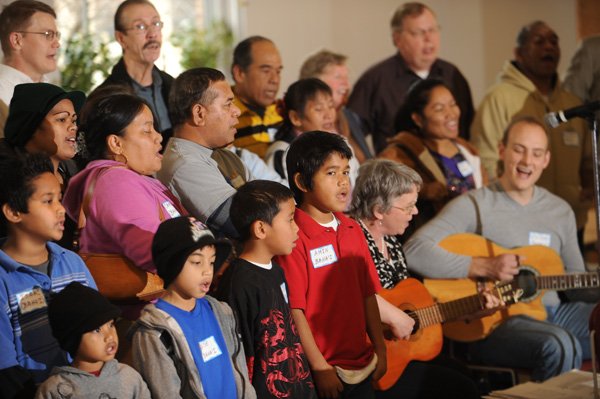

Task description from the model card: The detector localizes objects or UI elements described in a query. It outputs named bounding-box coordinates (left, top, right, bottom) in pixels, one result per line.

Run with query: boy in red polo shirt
left=276, top=131, right=386, bottom=398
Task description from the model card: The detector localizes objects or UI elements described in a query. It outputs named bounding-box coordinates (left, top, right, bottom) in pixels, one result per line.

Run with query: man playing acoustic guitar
left=405, top=116, right=596, bottom=381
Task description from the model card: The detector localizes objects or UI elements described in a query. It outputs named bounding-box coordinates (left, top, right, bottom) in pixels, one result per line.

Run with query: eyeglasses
left=16, top=30, right=61, bottom=41
left=123, top=21, right=164, bottom=33
left=403, top=25, right=440, bottom=39
left=392, top=204, right=417, bottom=214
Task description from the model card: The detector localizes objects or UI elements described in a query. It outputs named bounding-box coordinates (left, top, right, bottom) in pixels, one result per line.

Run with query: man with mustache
left=0, top=0, right=59, bottom=133
left=97, top=0, right=173, bottom=142
left=470, top=21, right=593, bottom=251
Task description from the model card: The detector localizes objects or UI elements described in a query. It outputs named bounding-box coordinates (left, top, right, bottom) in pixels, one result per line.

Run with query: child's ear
left=251, top=220, right=268, bottom=239
left=2, top=203, right=22, bottom=223
left=289, top=110, right=303, bottom=128
left=293, top=172, right=308, bottom=193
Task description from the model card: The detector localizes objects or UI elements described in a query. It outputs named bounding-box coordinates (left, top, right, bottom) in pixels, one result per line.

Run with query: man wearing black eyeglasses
left=0, top=0, right=59, bottom=134
left=97, top=0, right=174, bottom=143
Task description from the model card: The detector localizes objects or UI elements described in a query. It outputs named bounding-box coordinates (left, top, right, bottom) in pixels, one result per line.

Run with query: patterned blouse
left=357, top=220, right=409, bottom=289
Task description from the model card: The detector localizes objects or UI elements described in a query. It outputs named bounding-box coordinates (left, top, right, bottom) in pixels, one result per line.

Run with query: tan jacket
left=379, top=132, right=486, bottom=236
left=470, top=61, right=593, bottom=228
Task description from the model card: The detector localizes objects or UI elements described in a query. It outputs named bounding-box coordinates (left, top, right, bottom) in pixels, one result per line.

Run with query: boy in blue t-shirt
left=0, top=152, right=97, bottom=399
left=131, top=216, right=256, bottom=399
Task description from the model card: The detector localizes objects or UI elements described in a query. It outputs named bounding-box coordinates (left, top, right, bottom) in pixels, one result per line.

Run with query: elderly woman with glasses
left=350, top=159, right=491, bottom=399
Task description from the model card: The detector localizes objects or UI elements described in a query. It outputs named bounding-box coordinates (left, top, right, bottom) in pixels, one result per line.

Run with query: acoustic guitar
left=424, top=233, right=600, bottom=343
left=375, top=276, right=519, bottom=390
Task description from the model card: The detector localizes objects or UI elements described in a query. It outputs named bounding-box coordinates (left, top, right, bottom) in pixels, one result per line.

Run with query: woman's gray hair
left=350, top=159, right=422, bottom=220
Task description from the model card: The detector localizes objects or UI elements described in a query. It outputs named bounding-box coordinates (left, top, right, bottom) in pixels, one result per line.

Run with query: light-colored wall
left=240, top=0, right=578, bottom=108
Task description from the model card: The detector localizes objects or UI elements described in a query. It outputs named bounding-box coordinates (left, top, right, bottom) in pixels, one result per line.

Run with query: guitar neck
left=536, top=272, right=600, bottom=290
left=413, top=293, right=484, bottom=328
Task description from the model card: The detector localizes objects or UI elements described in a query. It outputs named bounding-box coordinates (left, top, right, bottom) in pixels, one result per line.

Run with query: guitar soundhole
left=513, top=267, right=539, bottom=302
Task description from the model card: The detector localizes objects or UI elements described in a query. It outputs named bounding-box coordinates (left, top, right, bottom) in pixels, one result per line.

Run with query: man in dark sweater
left=97, top=0, right=173, bottom=142
left=348, top=2, right=474, bottom=151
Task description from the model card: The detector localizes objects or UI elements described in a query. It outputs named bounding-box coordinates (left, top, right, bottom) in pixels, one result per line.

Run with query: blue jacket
left=0, top=241, right=96, bottom=382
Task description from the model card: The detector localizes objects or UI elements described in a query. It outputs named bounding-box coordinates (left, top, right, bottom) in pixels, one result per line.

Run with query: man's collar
left=511, top=60, right=559, bottom=93
left=394, top=53, right=440, bottom=77
left=294, top=208, right=353, bottom=239
left=232, top=93, right=266, bottom=118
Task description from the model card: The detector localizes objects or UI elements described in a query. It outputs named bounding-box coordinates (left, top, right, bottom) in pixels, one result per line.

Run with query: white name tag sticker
left=280, top=282, right=288, bottom=304
left=199, top=336, right=222, bottom=363
left=529, top=232, right=551, bottom=247
left=17, top=287, right=47, bottom=314
left=562, top=130, right=580, bottom=146
left=162, top=201, right=181, bottom=218
left=457, top=160, right=474, bottom=177
left=310, top=244, right=338, bottom=269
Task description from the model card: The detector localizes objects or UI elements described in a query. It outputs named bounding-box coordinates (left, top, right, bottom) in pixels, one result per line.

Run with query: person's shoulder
left=356, top=54, right=399, bottom=81
left=581, top=34, right=600, bottom=49
left=96, top=58, right=127, bottom=86
left=93, top=162, right=140, bottom=184
left=433, top=57, right=461, bottom=71
left=169, top=138, right=212, bottom=162
left=157, top=67, right=175, bottom=83
left=204, top=295, right=236, bottom=325
left=35, top=372, right=65, bottom=395
left=337, top=212, right=366, bottom=233
left=221, top=258, right=259, bottom=282
left=556, top=84, right=584, bottom=106
left=113, top=359, right=144, bottom=379
left=132, top=303, right=172, bottom=335
left=205, top=295, right=234, bottom=314
left=47, top=243, right=88, bottom=271
left=534, top=186, right=573, bottom=210
left=94, top=165, right=158, bottom=194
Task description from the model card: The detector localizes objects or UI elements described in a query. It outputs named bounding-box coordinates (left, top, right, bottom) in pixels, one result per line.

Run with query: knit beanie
left=5, top=83, right=85, bottom=148
left=152, top=216, right=232, bottom=287
left=48, top=282, right=121, bottom=358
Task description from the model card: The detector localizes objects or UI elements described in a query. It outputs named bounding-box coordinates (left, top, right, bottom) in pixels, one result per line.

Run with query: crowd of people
left=0, top=0, right=599, bottom=398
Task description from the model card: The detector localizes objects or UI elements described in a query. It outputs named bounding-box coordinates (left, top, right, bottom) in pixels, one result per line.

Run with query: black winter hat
left=5, top=83, right=86, bottom=148
left=152, top=216, right=232, bottom=287
left=48, top=282, right=120, bottom=357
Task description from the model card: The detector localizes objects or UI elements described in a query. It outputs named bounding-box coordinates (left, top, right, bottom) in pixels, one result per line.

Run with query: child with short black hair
left=277, top=131, right=386, bottom=399
left=36, top=282, right=150, bottom=398
left=0, top=151, right=97, bottom=399
left=215, top=180, right=316, bottom=398
left=130, top=216, right=256, bottom=399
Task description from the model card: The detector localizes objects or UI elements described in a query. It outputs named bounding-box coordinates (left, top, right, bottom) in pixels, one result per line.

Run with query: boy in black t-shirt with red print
left=216, top=180, right=316, bottom=398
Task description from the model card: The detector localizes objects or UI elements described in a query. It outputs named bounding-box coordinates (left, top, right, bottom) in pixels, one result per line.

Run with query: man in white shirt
left=0, top=0, right=59, bottom=106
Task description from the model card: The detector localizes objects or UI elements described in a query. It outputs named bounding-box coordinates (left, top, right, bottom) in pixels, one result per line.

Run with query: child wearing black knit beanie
left=129, top=216, right=256, bottom=399
left=36, top=282, right=151, bottom=398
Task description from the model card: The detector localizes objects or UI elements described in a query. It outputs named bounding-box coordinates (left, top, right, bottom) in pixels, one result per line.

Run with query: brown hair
left=390, top=2, right=432, bottom=32
left=0, top=0, right=56, bottom=54
left=114, top=0, right=157, bottom=32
